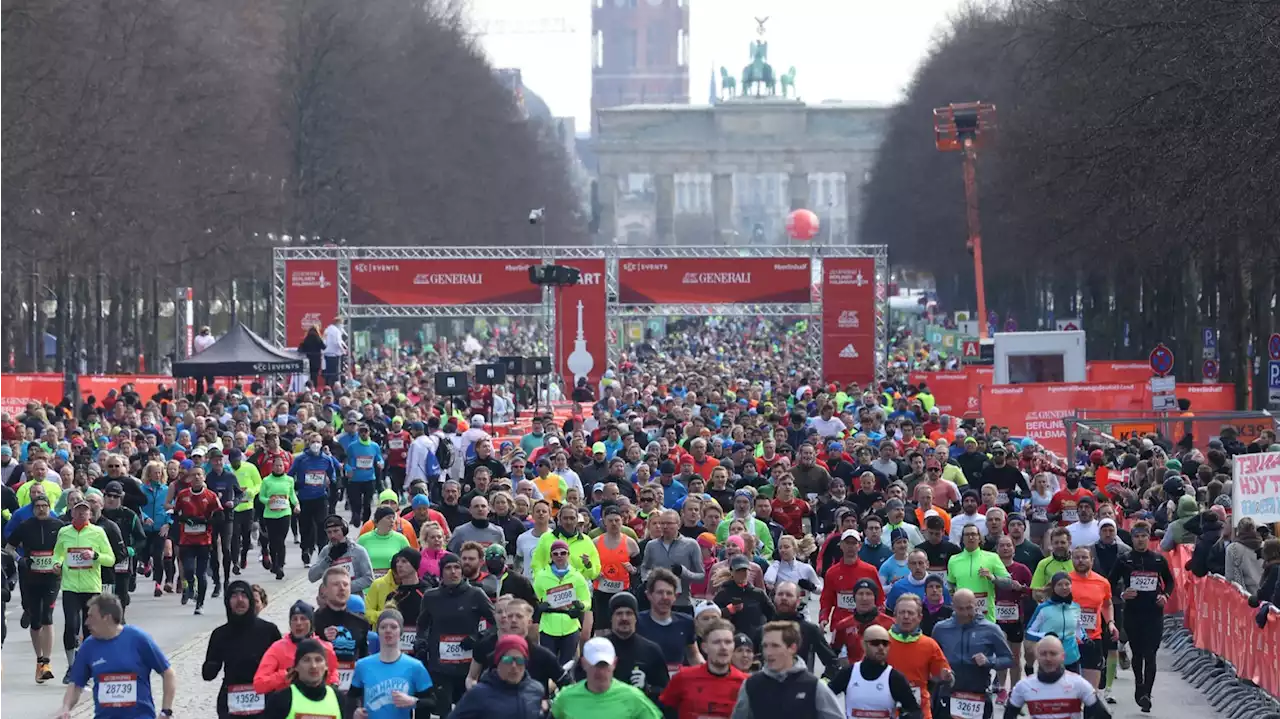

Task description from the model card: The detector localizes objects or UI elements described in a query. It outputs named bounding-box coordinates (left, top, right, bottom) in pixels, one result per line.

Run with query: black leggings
left=1128, top=616, right=1162, bottom=699
left=62, top=591, right=95, bottom=651
left=298, top=497, right=328, bottom=556
left=264, top=516, right=290, bottom=572
left=433, top=674, right=468, bottom=717
left=539, top=632, right=580, bottom=665
left=147, top=532, right=176, bottom=585
left=231, top=510, right=254, bottom=565
left=348, top=482, right=375, bottom=525
left=209, top=518, right=232, bottom=585
left=181, top=545, right=212, bottom=603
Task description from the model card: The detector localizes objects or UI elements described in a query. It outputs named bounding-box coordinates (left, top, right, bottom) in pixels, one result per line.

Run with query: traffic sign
left=1202, top=327, right=1216, bottom=349
left=1268, top=360, right=1280, bottom=408
left=1149, top=343, right=1175, bottom=377
left=1269, top=333, right=1280, bottom=361
left=1150, top=375, right=1177, bottom=411
left=1202, top=358, right=1219, bottom=380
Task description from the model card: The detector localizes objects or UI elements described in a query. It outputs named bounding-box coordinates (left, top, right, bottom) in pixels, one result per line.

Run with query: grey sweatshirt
left=641, top=535, right=706, bottom=608
left=447, top=521, right=507, bottom=554
left=307, top=539, right=374, bottom=593
left=730, top=657, right=843, bottom=719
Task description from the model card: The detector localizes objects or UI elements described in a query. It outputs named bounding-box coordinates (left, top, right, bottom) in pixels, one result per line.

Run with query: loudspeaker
left=499, top=356, right=524, bottom=377
left=434, top=371, right=469, bottom=396
left=474, top=363, right=506, bottom=384
left=524, top=356, right=551, bottom=376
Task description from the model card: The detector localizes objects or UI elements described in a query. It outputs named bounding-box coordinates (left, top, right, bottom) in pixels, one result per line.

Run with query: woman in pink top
left=417, top=521, right=447, bottom=578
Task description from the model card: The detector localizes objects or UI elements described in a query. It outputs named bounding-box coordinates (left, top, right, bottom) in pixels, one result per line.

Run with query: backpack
left=432, top=436, right=453, bottom=478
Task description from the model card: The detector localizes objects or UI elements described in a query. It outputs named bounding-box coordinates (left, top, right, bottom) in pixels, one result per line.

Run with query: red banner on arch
left=350, top=259, right=540, bottom=306
left=617, top=258, right=811, bottom=304
left=822, top=258, right=878, bottom=387
left=284, top=259, right=340, bottom=346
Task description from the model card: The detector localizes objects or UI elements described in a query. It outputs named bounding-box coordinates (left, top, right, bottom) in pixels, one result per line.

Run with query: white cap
left=470, top=414, right=485, bottom=426
left=693, top=601, right=721, bottom=618
left=582, top=637, right=617, bottom=666
left=1099, top=518, right=1117, bottom=529
left=840, top=529, right=863, bottom=542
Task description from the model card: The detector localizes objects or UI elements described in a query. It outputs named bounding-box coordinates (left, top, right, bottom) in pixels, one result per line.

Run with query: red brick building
left=591, top=0, right=690, bottom=134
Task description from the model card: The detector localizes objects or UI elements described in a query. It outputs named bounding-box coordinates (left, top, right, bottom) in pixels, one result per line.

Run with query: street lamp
left=933, top=102, right=997, bottom=340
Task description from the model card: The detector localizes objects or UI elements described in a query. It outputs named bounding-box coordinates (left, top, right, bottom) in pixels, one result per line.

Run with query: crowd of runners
left=3, top=316, right=1279, bottom=719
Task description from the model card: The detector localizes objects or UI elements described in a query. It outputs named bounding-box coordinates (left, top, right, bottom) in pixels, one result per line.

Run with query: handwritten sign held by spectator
left=1232, top=451, right=1280, bottom=523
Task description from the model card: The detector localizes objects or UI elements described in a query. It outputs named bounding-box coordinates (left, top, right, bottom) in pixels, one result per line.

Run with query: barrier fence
left=1163, top=545, right=1280, bottom=698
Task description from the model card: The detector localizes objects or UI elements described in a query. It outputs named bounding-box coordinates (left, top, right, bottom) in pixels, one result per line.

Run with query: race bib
left=974, top=592, right=988, bottom=615
left=597, top=578, right=625, bottom=593
left=97, top=673, right=138, bottom=707
left=950, top=692, right=986, bottom=719
left=546, top=583, right=576, bottom=609
left=836, top=591, right=857, bottom=610
left=1030, top=507, right=1048, bottom=522
left=399, top=627, right=417, bottom=653
left=267, top=495, right=288, bottom=512
left=30, top=550, right=56, bottom=573
left=996, top=491, right=1009, bottom=506
left=911, top=685, right=922, bottom=704
left=185, top=521, right=207, bottom=535
left=66, top=547, right=95, bottom=569
left=667, top=662, right=683, bottom=678
left=356, top=456, right=374, bottom=470
left=337, top=660, right=355, bottom=691
left=1079, top=611, right=1099, bottom=631
left=388, top=439, right=404, bottom=450
left=305, top=470, right=326, bottom=487
left=1062, top=508, right=1078, bottom=523
left=439, top=634, right=472, bottom=663
left=372, top=568, right=389, bottom=580
left=1131, top=572, right=1159, bottom=592
left=848, top=712, right=893, bottom=719
left=227, top=684, right=265, bottom=715
left=114, top=558, right=131, bottom=573
left=995, top=601, right=1020, bottom=623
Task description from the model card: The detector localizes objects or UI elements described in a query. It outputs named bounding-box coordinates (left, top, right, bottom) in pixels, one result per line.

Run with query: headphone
left=324, top=514, right=349, bottom=537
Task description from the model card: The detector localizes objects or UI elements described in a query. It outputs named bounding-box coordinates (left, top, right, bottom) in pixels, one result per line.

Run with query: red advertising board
left=284, top=259, right=340, bottom=346
left=907, top=367, right=993, bottom=417
left=1086, top=361, right=1152, bottom=384
left=1176, top=382, right=1236, bottom=411
left=0, top=373, right=65, bottom=414
left=617, top=258, right=811, bottom=304
left=979, top=382, right=1148, bottom=455
left=822, top=258, right=877, bottom=387
left=555, top=259, right=607, bottom=387
left=350, top=259, right=540, bottom=306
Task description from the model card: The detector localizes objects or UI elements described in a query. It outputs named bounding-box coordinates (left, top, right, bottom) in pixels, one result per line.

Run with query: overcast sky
left=465, top=0, right=969, bottom=128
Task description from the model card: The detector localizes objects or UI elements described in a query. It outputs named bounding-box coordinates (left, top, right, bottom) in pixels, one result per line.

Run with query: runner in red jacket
left=830, top=579, right=895, bottom=663
left=173, top=468, right=223, bottom=611
left=819, top=529, right=885, bottom=629
left=384, top=419, right=411, bottom=494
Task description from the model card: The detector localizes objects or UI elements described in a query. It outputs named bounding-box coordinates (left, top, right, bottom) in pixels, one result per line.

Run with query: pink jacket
left=419, top=548, right=445, bottom=579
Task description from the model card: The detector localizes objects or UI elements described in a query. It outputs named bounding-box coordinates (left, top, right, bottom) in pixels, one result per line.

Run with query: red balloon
left=786, top=209, right=820, bottom=240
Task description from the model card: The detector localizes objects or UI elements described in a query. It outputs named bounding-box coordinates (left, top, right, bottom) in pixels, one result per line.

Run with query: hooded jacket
left=413, top=579, right=497, bottom=676
left=448, top=668, right=548, bottom=719
left=203, top=580, right=283, bottom=717
left=1189, top=513, right=1226, bottom=578
left=252, top=631, right=340, bottom=695
left=1163, top=496, right=1201, bottom=547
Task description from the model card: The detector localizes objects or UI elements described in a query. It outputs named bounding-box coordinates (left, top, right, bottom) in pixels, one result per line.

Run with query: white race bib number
left=667, top=662, right=683, bottom=678
left=1062, top=509, right=1079, bottom=523
left=114, top=558, right=131, bottom=573
left=996, top=491, right=1009, bottom=506
left=1132, top=572, right=1159, bottom=592
left=399, top=627, right=417, bottom=652
left=1030, top=507, right=1048, bottom=522
left=97, top=673, right=138, bottom=707
left=305, top=470, right=326, bottom=487
left=227, top=684, right=265, bottom=715
left=356, top=456, right=374, bottom=470
left=268, top=495, right=288, bottom=512
left=372, top=568, right=389, bottom=579
left=848, top=712, right=893, bottom=719
left=66, top=548, right=95, bottom=569
left=439, top=635, right=472, bottom=663
left=974, top=593, right=988, bottom=615
left=337, top=661, right=355, bottom=691
left=546, top=583, right=576, bottom=609
left=995, top=601, right=1020, bottom=623
left=388, top=439, right=404, bottom=450
left=1080, top=611, right=1099, bottom=632
left=185, top=521, right=207, bottom=535
left=597, top=578, right=625, bottom=593
left=30, top=550, right=56, bottom=573
left=950, top=692, right=986, bottom=719
left=836, top=591, right=857, bottom=610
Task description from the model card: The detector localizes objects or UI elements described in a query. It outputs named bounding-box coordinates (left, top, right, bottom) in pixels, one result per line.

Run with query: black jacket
left=1189, top=516, right=1226, bottom=578
left=774, top=610, right=840, bottom=678
left=203, top=579, right=283, bottom=718
left=569, top=631, right=669, bottom=704
left=414, top=580, right=496, bottom=676
left=447, top=669, right=547, bottom=719
left=713, top=581, right=775, bottom=644
left=312, top=606, right=370, bottom=665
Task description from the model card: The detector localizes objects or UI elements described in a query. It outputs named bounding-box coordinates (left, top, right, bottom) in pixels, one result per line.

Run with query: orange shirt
left=914, top=504, right=952, bottom=536
left=888, top=634, right=951, bottom=719
left=691, top=455, right=720, bottom=481
left=1070, top=570, right=1112, bottom=640
left=594, top=533, right=633, bottom=592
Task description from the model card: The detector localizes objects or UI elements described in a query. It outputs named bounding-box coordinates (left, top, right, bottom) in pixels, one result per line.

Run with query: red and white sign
left=554, top=259, right=607, bottom=387
left=962, top=340, right=979, bottom=358
left=979, top=382, right=1148, bottom=455
left=284, top=260, right=340, bottom=346
left=1086, top=361, right=1152, bottom=384
left=908, top=368, right=993, bottom=416
left=617, top=258, right=811, bottom=304
left=350, top=260, right=540, bottom=306
left=0, top=373, right=64, bottom=414
left=822, top=258, right=877, bottom=387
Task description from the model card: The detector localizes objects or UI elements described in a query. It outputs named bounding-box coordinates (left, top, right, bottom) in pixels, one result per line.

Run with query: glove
left=670, top=563, right=683, bottom=577
left=798, top=578, right=817, bottom=593
left=460, top=634, right=476, bottom=651
left=538, top=601, right=555, bottom=616
left=329, top=543, right=348, bottom=561
left=728, top=600, right=743, bottom=615
left=566, top=601, right=584, bottom=619
left=1257, top=603, right=1272, bottom=629
left=629, top=666, right=646, bottom=688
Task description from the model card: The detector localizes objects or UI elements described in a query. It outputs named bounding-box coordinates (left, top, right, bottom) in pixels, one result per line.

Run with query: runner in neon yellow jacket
left=53, top=510, right=116, bottom=594
left=946, top=523, right=1010, bottom=621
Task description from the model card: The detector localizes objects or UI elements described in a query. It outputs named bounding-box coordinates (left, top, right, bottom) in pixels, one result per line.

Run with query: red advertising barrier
left=0, top=373, right=65, bottom=414
left=285, top=259, right=340, bottom=346
left=1086, top=361, right=1152, bottom=384
left=979, top=382, right=1149, bottom=455
left=1167, top=544, right=1280, bottom=697
left=350, top=259, right=540, bottom=306
left=77, top=375, right=176, bottom=404
left=908, top=368, right=993, bottom=417
left=618, top=257, right=811, bottom=304
left=1176, top=382, right=1237, bottom=411
left=822, top=258, right=877, bottom=387
left=554, top=259, right=607, bottom=387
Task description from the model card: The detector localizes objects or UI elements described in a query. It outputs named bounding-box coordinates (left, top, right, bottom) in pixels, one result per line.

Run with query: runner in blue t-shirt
left=351, top=608, right=434, bottom=719
left=58, top=594, right=174, bottom=719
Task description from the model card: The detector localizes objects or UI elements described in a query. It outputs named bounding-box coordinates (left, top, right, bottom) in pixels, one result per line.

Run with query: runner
left=468, top=597, right=569, bottom=693
left=102, top=481, right=146, bottom=612
left=56, top=594, right=176, bottom=719
left=260, top=638, right=344, bottom=718
left=252, top=601, right=341, bottom=693
left=313, top=565, right=371, bottom=691
left=308, top=514, right=375, bottom=593
left=992, top=533, right=1033, bottom=702
left=1067, top=544, right=1116, bottom=689
left=534, top=538, right=594, bottom=662
left=412, top=551, right=496, bottom=715
left=592, top=505, right=640, bottom=635
left=886, top=594, right=952, bottom=719
left=1107, top=520, right=1174, bottom=713
left=52, top=494, right=115, bottom=682
left=831, top=578, right=895, bottom=663
left=551, top=637, right=662, bottom=718
left=830, top=624, right=924, bottom=719
left=1003, top=636, right=1110, bottom=719
left=770, top=581, right=838, bottom=675
left=658, top=619, right=748, bottom=719
left=819, top=528, right=884, bottom=629
left=359, top=506, right=412, bottom=579
left=289, top=433, right=340, bottom=567
left=350, top=608, right=435, bottom=719
left=139, top=461, right=175, bottom=597
left=932, top=588, right=1013, bottom=719
left=227, top=448, right=262, bottom=576
left=1029, top=528, right=1074, bottom=601
left=5, top=489, right=64, bottom=682
left=258, top=455, right=300, bottom=579
left=1025, top=572, right=1086, bottom=675
left=947, top=523, right=1011, bottom=622
left=173, top=466, right=223, bottom=613
left=450, top=633, right=548, bottom=718
left=203, top=579, right=283, bottom=719
left=345, top=423, right=385, bottom=526
left=202, top=447, right=241, bottom=596
left=636, top=568, right=703, bottom=678
left=730, top=620, right=844, bottom=719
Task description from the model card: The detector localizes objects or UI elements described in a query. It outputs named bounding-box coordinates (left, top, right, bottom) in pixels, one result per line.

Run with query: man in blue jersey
left=57, top=593, right=176, bottom=719
left=351, top=608, right=435, bottom=719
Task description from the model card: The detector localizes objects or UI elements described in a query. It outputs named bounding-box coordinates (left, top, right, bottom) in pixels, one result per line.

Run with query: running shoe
left=211, top=583, right=221, bottom=599
left=231, top=564, right=241, bottom=575
left=20, top=610, right=30, bottom=629
left=997, top=689, right=1009, bottom=705
left=1137, top=695, right=1152, bottom=713
left=154, top=583, right=163, bottom=598
left=274, top=569, right=285, bottom=580
left=163, top=582, right=174, bottom=594
left=37, top=661, right=54, bottom=683
left=181, top=581, right=192, bottom=605
left=194, top=603, right=203, bottom=616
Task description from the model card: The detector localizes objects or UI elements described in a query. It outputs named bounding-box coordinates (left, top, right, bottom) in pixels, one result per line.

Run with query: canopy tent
left=172, top=323, right=306, bottom=377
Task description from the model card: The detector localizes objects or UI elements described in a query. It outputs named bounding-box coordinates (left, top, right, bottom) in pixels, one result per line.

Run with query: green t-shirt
left=358, top=529, right=411, bottom=571
left=53, top=524, right=116, bottom=594
left=258, top=473, right=298, bottom=519
left=232, top=462, right=263, bottom=512
left=1031, top=554, right=1075, bottom=590
left=551, top=678, right=661, bottom=719
left=946, top=547, right=1009, bottom=620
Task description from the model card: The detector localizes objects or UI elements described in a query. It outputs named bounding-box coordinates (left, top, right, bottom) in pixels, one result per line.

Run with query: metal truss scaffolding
left=273, top=244, right=888, bottom=382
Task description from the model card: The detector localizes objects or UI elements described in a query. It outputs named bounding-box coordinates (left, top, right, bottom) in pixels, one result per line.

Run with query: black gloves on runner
left=798, top=578, right=818, bottom=592
left=329, top=542, right=347, bottom=560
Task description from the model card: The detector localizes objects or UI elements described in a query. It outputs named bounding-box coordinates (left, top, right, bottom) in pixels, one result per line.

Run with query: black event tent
left=172, top=323, right=306, bottom=377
